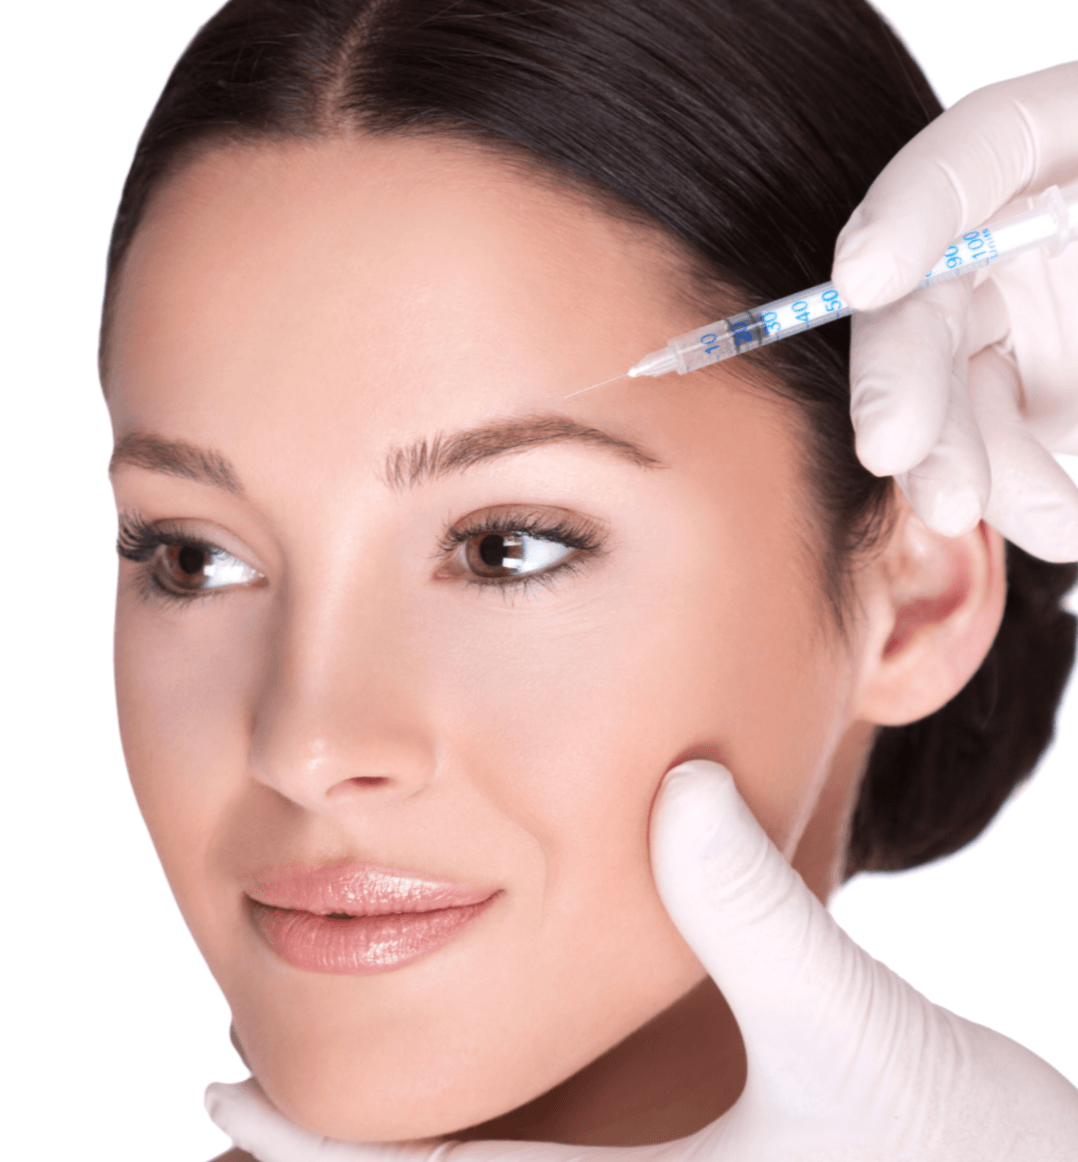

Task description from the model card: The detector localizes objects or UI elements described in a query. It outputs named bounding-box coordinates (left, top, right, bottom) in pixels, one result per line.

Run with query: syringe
left=623, top=183, right=1078, bottom=381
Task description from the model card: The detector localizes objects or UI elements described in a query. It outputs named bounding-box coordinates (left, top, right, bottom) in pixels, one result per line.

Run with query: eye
left=152, top=542, right=261, bottom=594
left=116, top=513, right=264, bottom=601
left=438, top=507, right=605, bottom=589
left=464, top=530, right=576, bottom=580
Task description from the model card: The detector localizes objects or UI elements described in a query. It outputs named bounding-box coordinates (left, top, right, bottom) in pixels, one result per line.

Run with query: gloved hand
left=206, top=760, right=1078, bottom=1162
left=831, top=62, right=1078, bottom=562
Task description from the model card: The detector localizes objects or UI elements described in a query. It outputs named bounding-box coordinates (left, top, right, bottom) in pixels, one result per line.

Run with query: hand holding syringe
left=591, top=183, right=1077, bottom=381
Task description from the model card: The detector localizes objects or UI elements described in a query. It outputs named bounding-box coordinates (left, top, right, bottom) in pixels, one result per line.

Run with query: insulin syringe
left=623, top=184, right=1078, bottom=381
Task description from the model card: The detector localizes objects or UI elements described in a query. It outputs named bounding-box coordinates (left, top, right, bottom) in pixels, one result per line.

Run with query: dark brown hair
left=102, top=0, right=1076, bottom=874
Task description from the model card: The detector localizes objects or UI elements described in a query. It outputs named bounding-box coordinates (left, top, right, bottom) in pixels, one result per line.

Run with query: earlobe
left=853, top=505, right=1007, bottom=727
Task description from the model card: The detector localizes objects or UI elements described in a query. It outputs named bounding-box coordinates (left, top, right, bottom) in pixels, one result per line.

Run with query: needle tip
left=563, top=373, right=628, bottom=400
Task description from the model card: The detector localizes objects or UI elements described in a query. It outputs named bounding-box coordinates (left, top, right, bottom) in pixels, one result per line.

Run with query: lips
left=246, top=862, right=498, bottom=975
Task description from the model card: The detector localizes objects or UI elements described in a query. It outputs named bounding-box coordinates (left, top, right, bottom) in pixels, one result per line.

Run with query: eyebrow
left=108, top=414, right=664, bottom=496
left=109, top=434, right=243, bottom=494
left=383, top=414, right=664, bottom=490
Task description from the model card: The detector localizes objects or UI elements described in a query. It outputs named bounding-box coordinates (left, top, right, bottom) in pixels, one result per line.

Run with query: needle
left=563, top=373, right=629, bottom=400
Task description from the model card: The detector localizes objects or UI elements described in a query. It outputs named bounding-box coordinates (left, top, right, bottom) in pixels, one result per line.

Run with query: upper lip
left=246, top=861, right=497, bottom=916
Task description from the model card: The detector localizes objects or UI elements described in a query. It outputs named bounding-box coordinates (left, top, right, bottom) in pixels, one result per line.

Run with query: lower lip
left=248, top=895, right=497, bottom=975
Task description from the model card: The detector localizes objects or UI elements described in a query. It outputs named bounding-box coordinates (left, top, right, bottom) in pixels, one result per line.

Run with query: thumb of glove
left=649, top=760, right=896, bottom=1123
left=650, top=760, right=1078, bottom=1160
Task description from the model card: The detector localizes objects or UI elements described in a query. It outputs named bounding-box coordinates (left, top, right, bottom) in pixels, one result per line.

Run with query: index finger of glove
left=833, top=63, right=1078, bottom=310
left=971, top=348, right=1078, bottom=561
left=849, top=276, right=968, bottom=476
left=206, top=1080, right=446, bottom=1162
left=206, top=1080, right=653, bottom=1162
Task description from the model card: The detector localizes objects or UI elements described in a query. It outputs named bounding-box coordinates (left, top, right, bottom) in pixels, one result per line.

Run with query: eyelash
left=117, top=513, right=201, bottom=563
left=116, top=509, right=605, bottom=605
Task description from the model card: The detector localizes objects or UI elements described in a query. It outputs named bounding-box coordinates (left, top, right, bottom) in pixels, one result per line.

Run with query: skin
left=104, top=137, right=1006, bottom=1152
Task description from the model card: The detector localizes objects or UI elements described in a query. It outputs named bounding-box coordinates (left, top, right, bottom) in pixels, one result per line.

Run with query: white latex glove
left=831, top=63, right=1078, bottom=561
left=206, top=760, right=1078, bottom=1161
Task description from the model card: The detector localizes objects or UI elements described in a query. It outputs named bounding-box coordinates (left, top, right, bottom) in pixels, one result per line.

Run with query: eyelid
left=437, top=504, right=607, bottom=553
left=117, top=512, right=265, bottom=566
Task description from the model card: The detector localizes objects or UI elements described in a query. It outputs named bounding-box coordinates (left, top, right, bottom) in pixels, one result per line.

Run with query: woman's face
left=107, top=138, right=872, bottom=1140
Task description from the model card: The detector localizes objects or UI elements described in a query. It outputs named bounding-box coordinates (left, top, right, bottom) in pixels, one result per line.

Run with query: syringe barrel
left=919, top=183, right=1078, bottom=287
left=647, top=183, right=1078, bottom=378
left=666, top=281, right=854, bottom=372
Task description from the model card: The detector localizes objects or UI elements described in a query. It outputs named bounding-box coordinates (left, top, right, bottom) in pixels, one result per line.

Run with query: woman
left=99, top=0, right=1077, bottom=1154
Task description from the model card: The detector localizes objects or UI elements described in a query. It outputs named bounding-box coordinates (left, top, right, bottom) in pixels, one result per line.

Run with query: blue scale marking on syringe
left=709, top=285, right=848, bottom=356
left=714, top=225, right=1000, bottom=357
left=654, top=281, right=854, bottom=373
left=919, top=224, right=1000, bottom=285
left=603, top=183, right=1078, bottom=387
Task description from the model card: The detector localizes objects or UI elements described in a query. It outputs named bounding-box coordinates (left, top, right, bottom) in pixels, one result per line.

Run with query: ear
left=852, top=501, right=1007, bottom=727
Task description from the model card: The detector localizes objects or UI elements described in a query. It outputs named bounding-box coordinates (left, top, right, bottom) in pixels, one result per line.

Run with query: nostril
left=325, top=775, right=392, bottom=800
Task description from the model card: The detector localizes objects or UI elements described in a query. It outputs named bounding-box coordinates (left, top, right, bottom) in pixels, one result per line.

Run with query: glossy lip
left=246, top=862, right=500, bottom=975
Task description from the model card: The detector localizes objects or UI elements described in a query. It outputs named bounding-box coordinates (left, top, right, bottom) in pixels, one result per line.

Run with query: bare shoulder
left=208, top=1149, right=257, bottom=1162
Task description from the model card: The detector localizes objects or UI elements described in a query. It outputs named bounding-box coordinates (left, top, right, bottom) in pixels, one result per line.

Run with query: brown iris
left=156, top=544, right=213, bottom=591
left=467, top=532, right=528, bottom=578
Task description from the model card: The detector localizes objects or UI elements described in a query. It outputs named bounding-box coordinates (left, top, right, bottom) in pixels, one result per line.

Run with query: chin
left=254, top=1058, right=545, bottom=1143
left=234, top=1006, right=572, bottom=1143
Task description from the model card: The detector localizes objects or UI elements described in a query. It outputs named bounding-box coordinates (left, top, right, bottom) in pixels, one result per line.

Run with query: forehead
left=102, top=134, right=809, bottom=580
left=104, top=137, right=691, bottom=438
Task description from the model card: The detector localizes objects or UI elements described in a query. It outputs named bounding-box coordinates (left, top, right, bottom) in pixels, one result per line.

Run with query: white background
left=2, top=2, right=1076, bottom=1158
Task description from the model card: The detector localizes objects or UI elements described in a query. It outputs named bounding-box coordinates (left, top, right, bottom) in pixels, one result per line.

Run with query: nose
left=247, top=576, right=437, bottom=812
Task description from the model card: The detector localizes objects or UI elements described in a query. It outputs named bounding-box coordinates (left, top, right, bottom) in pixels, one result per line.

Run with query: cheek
left=426, top=539, right=848, bottom=875
left=114, top=588, right=262, bottom=888
left=416, top=587, right=710, bottom=979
